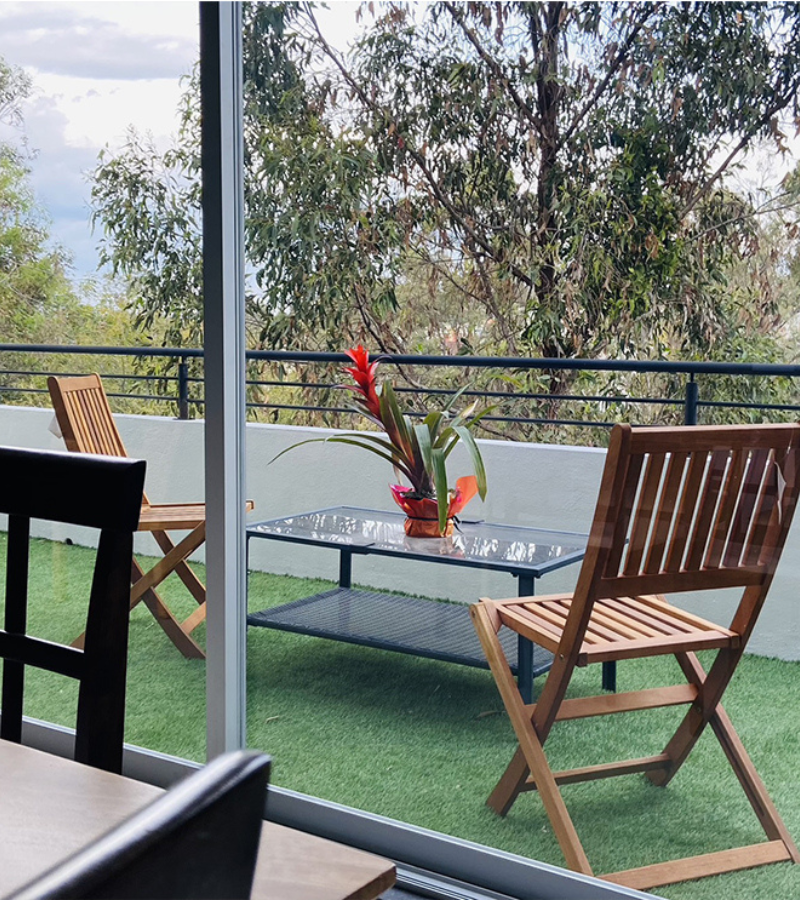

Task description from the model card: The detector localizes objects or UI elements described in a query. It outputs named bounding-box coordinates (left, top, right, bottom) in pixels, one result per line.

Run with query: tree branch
left=680, top=81, right=800, bottom=219
left=304, top=4, right=536, bottom=290
left=441, top=1, right=543, bottom=139
left=557, top=3, right=661, bottom=153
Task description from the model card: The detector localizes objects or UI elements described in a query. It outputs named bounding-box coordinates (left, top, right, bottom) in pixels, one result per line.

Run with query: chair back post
left=534, top=424, right=634, bottom=735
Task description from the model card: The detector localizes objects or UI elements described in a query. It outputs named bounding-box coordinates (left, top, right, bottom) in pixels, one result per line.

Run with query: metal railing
left=2, top=344, right=800, bottom=439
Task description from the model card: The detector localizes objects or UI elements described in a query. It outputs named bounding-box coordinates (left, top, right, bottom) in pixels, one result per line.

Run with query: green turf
left=4, top=533, right=800, bottom=899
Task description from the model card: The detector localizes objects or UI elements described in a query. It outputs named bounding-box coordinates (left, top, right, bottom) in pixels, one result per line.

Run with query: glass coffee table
left=247, top=506, right=595, bottom=700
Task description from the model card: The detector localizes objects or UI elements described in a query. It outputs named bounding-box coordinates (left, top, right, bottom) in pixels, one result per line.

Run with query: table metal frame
left=247, top=506, right=617, bottom=699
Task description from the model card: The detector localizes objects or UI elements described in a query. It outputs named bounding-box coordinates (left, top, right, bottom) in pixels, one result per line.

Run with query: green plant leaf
left=431, top=447, right=449, bottom=532
left=380, top=381, right=414, bottom=460
left=453, top=425, right=488, bottom=499
left=414, top=421, right=434, bottom=474
left=269, top=433, right=415, bottom=482
left=423, top=410, right=445, bottom=444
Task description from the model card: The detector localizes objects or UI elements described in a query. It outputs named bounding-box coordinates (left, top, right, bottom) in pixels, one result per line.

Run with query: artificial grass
left=3, top=533, right=800, bottom=899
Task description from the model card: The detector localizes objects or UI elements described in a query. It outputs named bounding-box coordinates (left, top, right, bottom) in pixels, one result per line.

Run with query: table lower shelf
left=247, top=587, right=553, bottom=677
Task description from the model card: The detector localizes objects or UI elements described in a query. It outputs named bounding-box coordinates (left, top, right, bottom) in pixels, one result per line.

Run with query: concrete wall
left=2, top=403, right=799, bottom=661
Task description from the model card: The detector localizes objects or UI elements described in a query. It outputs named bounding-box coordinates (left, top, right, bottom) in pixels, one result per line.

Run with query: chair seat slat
left=634, top=594, right=738, bottom=635
left=498, top=606, right=564, bottom=654
left=616, top=597, right=698, bottom=635
left=601, top=597, right=686, bottom=635
left=591, top=602, right=662, bottom=640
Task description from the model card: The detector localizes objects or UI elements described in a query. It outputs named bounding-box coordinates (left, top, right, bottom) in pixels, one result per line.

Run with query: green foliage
left=87, top=3, right=800, bottom=425
left=91, top=126, right=203, bottom=349
left=0, top=150, right=74, bottom=344
left=0, top=54, right=173, bottom=415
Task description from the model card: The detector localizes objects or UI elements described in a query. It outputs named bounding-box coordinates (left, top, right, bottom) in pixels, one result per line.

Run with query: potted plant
left=273, top=346, right=489, bottom=537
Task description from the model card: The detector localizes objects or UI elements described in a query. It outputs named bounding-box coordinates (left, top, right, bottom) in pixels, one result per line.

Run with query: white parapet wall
left=2, top=403, right=799, bottom=661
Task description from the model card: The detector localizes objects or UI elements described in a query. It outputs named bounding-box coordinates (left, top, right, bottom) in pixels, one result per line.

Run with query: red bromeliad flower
left=272, top=346, right=489, bottom=535
left=343, top=345, right=382, bottom=421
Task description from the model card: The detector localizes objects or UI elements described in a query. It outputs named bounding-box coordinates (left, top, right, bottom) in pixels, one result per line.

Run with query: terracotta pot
left=404, top=515, right=454, bottom=538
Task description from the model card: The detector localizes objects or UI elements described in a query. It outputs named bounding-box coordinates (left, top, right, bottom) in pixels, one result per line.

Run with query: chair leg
left=137, top=580, right=206, bottom=660
left=710, top=702, right=800, bottom=862
left=648, top=648, right=740, bottom=788
left=130, top=525, right=207, bottom=603
left=180, top=601, right=208, bottom=636
left=72, top=557, right=205, bottom=659
left=486, top=746, right=530, bottom=816
left=471, top=604, right=593, bottom=875
left=152, top=529, right=206, bottom=606
left=653, top=652, right=800, bottom=863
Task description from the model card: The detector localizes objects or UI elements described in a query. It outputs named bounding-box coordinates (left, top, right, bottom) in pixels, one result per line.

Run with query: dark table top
left=248, top=505, right=587, bottom=579
left=0, top=740, right=395, bottom=900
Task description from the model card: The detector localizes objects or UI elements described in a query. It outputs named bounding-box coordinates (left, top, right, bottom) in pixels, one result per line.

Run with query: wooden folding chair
left=471, top=423, right=800, bottom=891
left=48, top=374, right=254, bottom=660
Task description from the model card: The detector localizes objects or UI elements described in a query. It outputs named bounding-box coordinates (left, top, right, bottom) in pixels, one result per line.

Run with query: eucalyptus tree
left=297, top=1, right=800, bottom=362
left=91, top=2, right=800, bottom=369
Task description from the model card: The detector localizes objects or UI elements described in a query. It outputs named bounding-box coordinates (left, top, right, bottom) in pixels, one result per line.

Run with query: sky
left=0, top=1, right=360, bottom=282
left=0, top=2, right=202, bottom=280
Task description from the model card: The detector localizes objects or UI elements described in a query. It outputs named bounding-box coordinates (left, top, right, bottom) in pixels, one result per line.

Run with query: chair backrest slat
left=720, top=448, right=770, bottom=568
left=49, top=375, right=128, bottom=458
left=683, top=449, right=729, bottom=571
left=643, top=450, right=688, bottom=575
left=623, top=453, right=665, bottom=576
left=663, top=451, right=707, bottom=573
left=604, top=453, right=644, bottom=577
left=742, top=461, right=782, bottom=567
left=578, top=424, right=800, bottom=619
left=704, top=448, right=746, bottom=569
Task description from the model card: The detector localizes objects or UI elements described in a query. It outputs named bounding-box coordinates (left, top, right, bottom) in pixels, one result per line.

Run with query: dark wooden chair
left=471, top=423, right=800, bottom=891
left=48, top=373, right=255, bottom=660
left=7, top=750, right=271, bottom=900
left=0, top=445, right=145, bottom=774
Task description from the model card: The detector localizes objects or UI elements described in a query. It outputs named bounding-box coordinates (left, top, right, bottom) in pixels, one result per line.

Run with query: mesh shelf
left=247, top=587, right=553, bottom=676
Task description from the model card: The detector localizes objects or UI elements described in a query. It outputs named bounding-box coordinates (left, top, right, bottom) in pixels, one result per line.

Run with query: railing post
left=178, top=357, right=190, bottom=420
left=684, top=375, right=699, bottom=425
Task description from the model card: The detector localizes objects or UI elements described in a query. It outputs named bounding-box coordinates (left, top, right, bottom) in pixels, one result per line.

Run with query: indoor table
left=0, top=739, right=395, bottom=900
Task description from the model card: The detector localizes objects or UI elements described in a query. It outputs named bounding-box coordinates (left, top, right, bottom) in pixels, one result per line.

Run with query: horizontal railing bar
left=6, top=344, right=800, bottom=378
left=0, top=344, right=205, bottom=359
left=701, top=399, right=800, bottom=412
left=244, top=378, right=682, bottom=408
left=3, top=344, right=800, bottom=430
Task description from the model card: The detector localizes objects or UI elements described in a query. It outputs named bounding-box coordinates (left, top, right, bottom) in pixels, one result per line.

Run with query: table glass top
left=248, top=506, right=587, bottom=574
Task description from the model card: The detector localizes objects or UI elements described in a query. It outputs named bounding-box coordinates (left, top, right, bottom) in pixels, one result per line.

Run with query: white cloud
left=0, top=2, right=197, bottom=79
left=30, top=73, right=187, bottom=150
left=0, top=1, right=197, bottom=277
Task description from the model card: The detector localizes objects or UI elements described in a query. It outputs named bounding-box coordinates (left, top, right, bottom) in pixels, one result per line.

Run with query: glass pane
left=0, top=3, right=205, bottom=762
